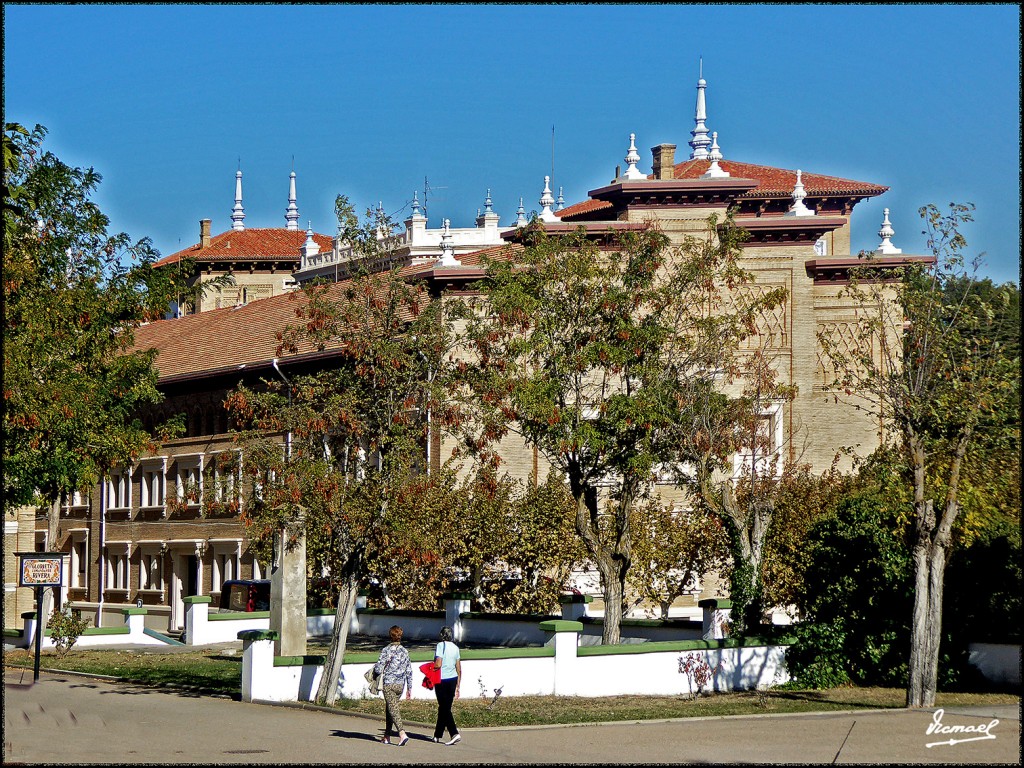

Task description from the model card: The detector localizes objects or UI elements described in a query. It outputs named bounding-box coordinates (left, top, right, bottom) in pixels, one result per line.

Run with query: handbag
left=420, top=661, right=441, bottom=690
left=364, top=666, right=382, bottom=695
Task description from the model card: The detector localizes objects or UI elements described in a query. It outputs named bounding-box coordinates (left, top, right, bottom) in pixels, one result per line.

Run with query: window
left=139, top=550, right=163, bottom=591
left=140, top=464, right=165, bottom=509
left=69, top=532, right=88, bottom=589
left=211, top=545, right=240, bottom=594
left=733, top=404, right=784, bottom=478
left=173, top=457, right=203, bottom=506
left=108, top=469, right=131, bottom=510
left=62, top=490, right=88, bottom=511
left=106, top=548, right=129, bottom=591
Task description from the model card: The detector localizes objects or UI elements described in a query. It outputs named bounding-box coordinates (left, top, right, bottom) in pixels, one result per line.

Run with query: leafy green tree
left=3, top=123, right=192, bottom=570
left=818, top=203, right=1020, bottom=707
left=454, top=216, right=787, bottom=643
left=626, top=498, right=730, bottom=618
left=226, top=198, right=456, bottom=706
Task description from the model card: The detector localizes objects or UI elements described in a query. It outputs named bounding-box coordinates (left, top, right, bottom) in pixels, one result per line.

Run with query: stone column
left=443, top=593, right=472, bottom=643
left=699, top=598, right=732, bottom=640
left=270, top=512, right=307, bottom=656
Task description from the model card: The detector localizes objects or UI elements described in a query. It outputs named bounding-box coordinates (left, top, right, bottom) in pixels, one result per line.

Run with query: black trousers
left=433, top=677, right=459, bottom=739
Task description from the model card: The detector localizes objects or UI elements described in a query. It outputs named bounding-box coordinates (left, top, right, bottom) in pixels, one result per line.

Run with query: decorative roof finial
left=785, top=170, right=814, bottom=217
left=411, top=190, right=423, bottom=218
left=231, top=170, right=245, bottom=231
left=622, top=133, right=646, bottom=179
left=484, top=189, right=494, bottom=215
left=876, top=208, right=902, bottom=254
left=438, top=218, right=461, bottom=267
left=285, top=171, right=300, bottom=230
left=301, top=219, right=320, bottom=259
left=539, top=175, right=557, bottom=222
left=701, top=132, right=730, bottom=178
left=556, top=186, right=565, bottom=211
left=689, top=63, right=711, bottom=160
left=515, top=196, right=527, bottom=227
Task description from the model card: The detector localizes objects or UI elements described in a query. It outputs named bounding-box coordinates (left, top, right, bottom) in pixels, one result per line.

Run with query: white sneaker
left=446, top=734, right=462, bottom=746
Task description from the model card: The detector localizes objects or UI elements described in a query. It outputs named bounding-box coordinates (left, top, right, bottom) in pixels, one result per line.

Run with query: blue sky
left=4, top=4, right=1020, bottom=285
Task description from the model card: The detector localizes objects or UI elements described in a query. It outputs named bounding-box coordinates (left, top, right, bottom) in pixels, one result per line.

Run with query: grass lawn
left=4, top=646, right=1018, bottom=727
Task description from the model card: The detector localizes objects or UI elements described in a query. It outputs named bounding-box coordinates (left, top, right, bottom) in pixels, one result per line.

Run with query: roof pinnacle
left=876, top=208, right=902, bottom=254
left=515, top=197, right=527, bottom=227
left=231, top=170, right=245, bottom=231
left=689, top=64, right=711, bottom=160
left=622, top=133, right=646, bottom=179
left=785, top=170, right=815, bottom=217
left=285, top=171, right=300, bottom=231
left=701, top=132, right=730, bottom=179
left=539, top=175, right=557, bottom=222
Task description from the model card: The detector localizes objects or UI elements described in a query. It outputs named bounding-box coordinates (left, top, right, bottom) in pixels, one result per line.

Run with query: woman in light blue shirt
left=430, top=626, right=462, bottom=745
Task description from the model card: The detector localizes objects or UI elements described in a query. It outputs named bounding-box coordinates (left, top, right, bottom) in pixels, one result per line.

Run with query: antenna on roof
left=551, top=124, right=555, bottom=185
left=423, top=176, right=447, bottom=218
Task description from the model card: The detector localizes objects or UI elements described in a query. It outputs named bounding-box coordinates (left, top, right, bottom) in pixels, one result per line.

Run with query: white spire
left=300, top=220, right=320, bottom=259
left=285, top=171, right=300, bottom=231
left=483, top=189, right=494, bottom=215
left=701, top=132, right=730, bottom=178
left=410, top=190, right=424, bottom=219
left=622, top=133, right=646, bottom=179
left=689, top=61, right=711, bottom=160
left=556, top=186, right=565, bottom=211
left=231, top=170, right=245, bottom=231
left=785, top=170, right=815, bottom=217
left=539, top=175, right=558, bottom=222
left=876, top=208, right=902, bottom=254
left=515, top=197, right=528, bottom=227
left=437, top=218, right=461, bottom=267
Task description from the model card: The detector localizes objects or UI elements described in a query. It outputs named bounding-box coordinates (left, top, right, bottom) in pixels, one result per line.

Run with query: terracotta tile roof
left=670, top=158, right=888, bottom=197
left=154, top=228, right=334, bottom=267
left=134, top=264, right=436, bottom=381
left=557, top=159, right=887, bottom=220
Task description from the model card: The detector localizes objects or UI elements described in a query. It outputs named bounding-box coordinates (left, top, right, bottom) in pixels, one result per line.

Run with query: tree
left=818, top=202, right=1020, bottom=707
left=454, top=216, right=787, bottom=643
left=627, top=497, right=730, bottom=618
left=226, top=198, right=456, bottom=706
left=3, top=123, right=194, bottom=608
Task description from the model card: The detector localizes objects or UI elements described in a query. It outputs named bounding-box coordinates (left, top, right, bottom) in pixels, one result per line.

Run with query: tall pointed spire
left=689, top=61, right=711, bottom=160
left=622, top=133, right=646, bottom=179
left=231, top=170, right=245, bottom=231
left=437, top=218, right=461, bottom=267
left=556, top=186, right=565, bottom=211
left=285, top=171, right=300, bottom=230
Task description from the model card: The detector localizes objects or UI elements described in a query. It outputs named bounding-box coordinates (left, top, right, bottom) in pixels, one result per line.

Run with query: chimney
left=651, top=144, right=677, bottom=180
left=200, top=219, right=211, bottom=248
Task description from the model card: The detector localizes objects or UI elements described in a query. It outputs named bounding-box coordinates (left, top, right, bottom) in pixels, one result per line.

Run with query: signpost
left=16, top=552, right=64, bottom=682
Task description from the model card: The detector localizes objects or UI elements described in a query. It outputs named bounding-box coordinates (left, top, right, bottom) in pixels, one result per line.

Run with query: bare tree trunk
left=315, top=571, right=358, bottom=706
left=42, top=498, right=61, bottom=622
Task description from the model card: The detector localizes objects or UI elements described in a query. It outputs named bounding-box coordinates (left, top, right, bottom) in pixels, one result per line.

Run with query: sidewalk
left=4, top=666, right=1020, bottom=764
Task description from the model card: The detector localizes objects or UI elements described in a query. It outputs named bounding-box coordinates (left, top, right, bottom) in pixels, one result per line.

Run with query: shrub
left=45, top=607, right=91, bottom=658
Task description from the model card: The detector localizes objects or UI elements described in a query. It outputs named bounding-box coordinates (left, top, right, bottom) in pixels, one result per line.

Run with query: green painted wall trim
left=143, top=627, right=185, bottom=645
left=576, top=636, right=793, bottom=656
left=357, top=608, right=444, bottom=618
left=122, top=608, right=148, bottom=616
left=183, top=595, right=213, bottom=605
left=306, top=608, right=335, bottom=616
left=697, top=598, right=732, bottom=609
left=3, top=628, right=25, bottom=638
left=274, top=655, right=326, bottom=667
left=80, top=626, right=131, bottom=636
left=461, top=612, right=557, bottom=622
left=21, top=612, right=36, bottom=619
left=210, top=611, right=270, bottom=621
left=238, top=629, right=278, bottom=641
left=558, top=594, right=593, bottom=604
left=539, top=620, right=584, bottom=633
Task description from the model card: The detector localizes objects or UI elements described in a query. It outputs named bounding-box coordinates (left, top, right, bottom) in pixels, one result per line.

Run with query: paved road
left=4, top=667, right=1019, bottom=764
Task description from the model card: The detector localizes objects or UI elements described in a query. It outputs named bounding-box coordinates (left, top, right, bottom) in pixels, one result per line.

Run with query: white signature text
left=925, top=708, right=999, bottom=748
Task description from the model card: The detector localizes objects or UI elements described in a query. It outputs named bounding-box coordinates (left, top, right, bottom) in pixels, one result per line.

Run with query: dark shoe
left=446, top=734, right=462, bottom=746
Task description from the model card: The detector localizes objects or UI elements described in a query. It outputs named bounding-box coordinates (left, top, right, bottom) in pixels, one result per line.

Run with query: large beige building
left=9, top=73, right=928, bottom=632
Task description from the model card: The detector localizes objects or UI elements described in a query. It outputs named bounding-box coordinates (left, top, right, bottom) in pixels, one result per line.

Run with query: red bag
left=419, top=662, right=441, bottom=690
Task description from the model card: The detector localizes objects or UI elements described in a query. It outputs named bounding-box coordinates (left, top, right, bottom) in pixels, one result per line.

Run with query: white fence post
left=540, top=620, right=581, bottom=696
left=122, top=607, right=148, bottom=639
left=239, top=629, right=278, bottom=702
left=559, top=594, right=592, bottom=620
left=184, top=596, right=211, bottom=645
